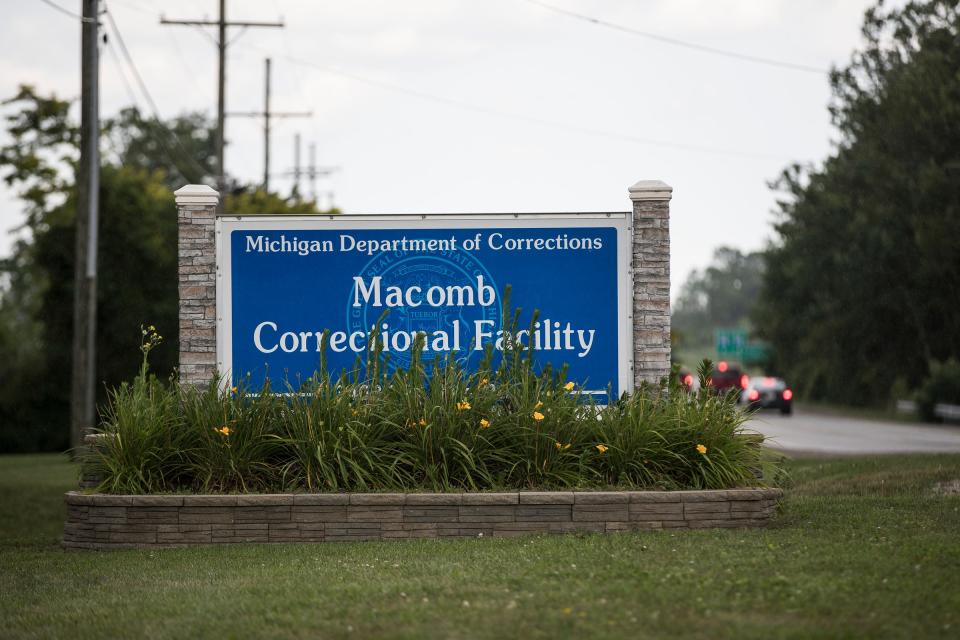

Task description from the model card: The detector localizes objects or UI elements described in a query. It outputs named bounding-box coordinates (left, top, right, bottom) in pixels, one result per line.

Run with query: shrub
left=914, top=359, right=960, bottom=423
left=86, top=325, right=778, bottom=493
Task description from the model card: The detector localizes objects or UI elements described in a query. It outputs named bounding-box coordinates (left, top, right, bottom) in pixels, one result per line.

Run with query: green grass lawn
left=2, top=453, right=959, bottom=639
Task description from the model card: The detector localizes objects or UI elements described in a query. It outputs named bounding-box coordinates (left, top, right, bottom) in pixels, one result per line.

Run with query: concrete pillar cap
left=174, top=184, right=220, bottom=206
left=628, top=180, right=673, bottom=202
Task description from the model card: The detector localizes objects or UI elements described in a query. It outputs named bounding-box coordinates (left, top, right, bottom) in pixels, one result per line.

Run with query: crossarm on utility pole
left=160, top=18, right=285, bottom=28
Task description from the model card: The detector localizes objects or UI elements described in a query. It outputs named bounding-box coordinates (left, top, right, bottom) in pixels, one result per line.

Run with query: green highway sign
left=715, top=329, right=747, bottom=355
left=715, top=329, right=769, bottom=365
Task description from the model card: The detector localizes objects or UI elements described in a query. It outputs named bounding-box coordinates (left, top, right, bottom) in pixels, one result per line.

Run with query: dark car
left=743, top=376, right=793, bottom=415
left=708, top=361, right=749, bottom=399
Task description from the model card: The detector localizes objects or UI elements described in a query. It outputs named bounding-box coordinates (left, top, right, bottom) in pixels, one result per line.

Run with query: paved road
left=745, top=407, right=960, bottom=454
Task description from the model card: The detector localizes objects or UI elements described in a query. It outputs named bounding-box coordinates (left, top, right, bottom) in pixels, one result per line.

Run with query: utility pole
left=71, top=0, right=100, bottom=453
left=276, top=139, right=338, bottom=205
left=306, top=142, right=338, bottom=207
left=307, top=141, right=316, bottom=201
left=264, top=58, right=271, bottom=191
left=292, top=132, right=301, bottom=199
left=161, top=3, right=284, bottom=201
left=217, top=0, right=226, bottom=197
left=229, top=58, right=311, bottom=193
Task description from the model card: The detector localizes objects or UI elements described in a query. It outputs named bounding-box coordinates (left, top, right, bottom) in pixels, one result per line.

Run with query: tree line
left=671, top=1, right=959, bottom=413
left=755, top=0, right=960, bottom=408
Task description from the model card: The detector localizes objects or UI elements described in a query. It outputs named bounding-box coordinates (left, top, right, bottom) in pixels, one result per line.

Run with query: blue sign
left=218, top=215, right=632, bottom=396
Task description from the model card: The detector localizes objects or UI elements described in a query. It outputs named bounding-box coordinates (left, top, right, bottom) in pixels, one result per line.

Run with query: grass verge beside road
left=2, top=453, right=959, bottom=639
left=795, top=401, right=920, bottom=425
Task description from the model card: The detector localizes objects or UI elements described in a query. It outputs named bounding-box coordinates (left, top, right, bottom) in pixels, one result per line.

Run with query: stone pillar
left=175, top=184, right=219, bottom=386
left=630, top=180, right=672, bottom=387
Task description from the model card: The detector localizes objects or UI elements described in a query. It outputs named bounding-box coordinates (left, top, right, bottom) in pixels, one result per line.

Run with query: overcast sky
left=2, top=0, right=884, bottom=297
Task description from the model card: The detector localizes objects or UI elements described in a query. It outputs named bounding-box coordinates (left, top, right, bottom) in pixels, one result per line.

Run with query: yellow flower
left=457, top=401, right=471, bottom=411
left=696, top=443, right=708, bottom=455
left=596, top=444, right=608, bottom=454
left=555, top=441, right=562, bottom=450
left=563, top=381, right=575, bottom=391
left=532, top=411, right=545, bottom=421
left=419, top=418, right=428, bottom=427
left=230, top=386, right=238, bottom=394
left=215, top=426, right=231, bottom=436
left=479, top=378, right=489, bottom=387
left=479, top=418, right=490, bottom=429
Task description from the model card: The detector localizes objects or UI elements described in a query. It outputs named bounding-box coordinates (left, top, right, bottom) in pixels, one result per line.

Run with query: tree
left=102, top=107, right=217, bottom=189
left=0, top=86, right=331, bottom=451
left=755, top=0, right=960, bottom=405
left=672, top=247, right=765, bottom=366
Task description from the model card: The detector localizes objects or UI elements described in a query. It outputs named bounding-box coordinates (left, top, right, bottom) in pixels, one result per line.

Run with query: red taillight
left=740, top=374, right=750, bottom=389
left=683, top=374, right=693, bottom=387
left=782, top=389, right=793, bottom=401
left=718, top=361, right=728, bottom=373
left=748, top=389, right=760, bottom=401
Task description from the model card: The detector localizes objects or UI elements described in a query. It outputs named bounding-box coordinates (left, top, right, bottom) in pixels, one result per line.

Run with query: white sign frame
left=216, top=213, right=633, bottom=395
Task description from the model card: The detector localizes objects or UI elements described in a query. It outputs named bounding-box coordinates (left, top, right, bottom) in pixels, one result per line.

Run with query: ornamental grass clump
left=178, top=379, right=281, bottom=492
left=593, top=363, right=761, bottom=489
left=94, top=327, right=186, bottom=494
left=87, top=318, right=778, bottom=494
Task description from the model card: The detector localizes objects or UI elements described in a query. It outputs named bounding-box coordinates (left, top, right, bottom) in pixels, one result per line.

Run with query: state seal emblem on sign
left=346, top=245, right=501, bottom=374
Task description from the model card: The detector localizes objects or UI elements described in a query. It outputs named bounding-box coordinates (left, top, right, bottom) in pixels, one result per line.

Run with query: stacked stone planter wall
left=63, top=488, right=782, bottom=549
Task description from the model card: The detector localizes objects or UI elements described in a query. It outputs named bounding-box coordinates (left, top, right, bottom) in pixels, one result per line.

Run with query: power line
left=522, top=0, right=828, bottom=75
left=99, top=0, right=785, bottom=164
left=241, top=43, right=782, bottom=161
left=102, top=34, right=140, bottom=109
left=102, top=0, right=217, bottom=171
left=266, top=1, right=316, bottom=128
left=264, top=0, right=324, bottom=196
left=102, top=6, right=209, bottom=179
left=102, top=36, right=190, bottom=185
left=38, top=0, right=97, bottom=23
left=104, top=10, right=168, bottom=128
left=164, top=29, right=212, bottom=100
